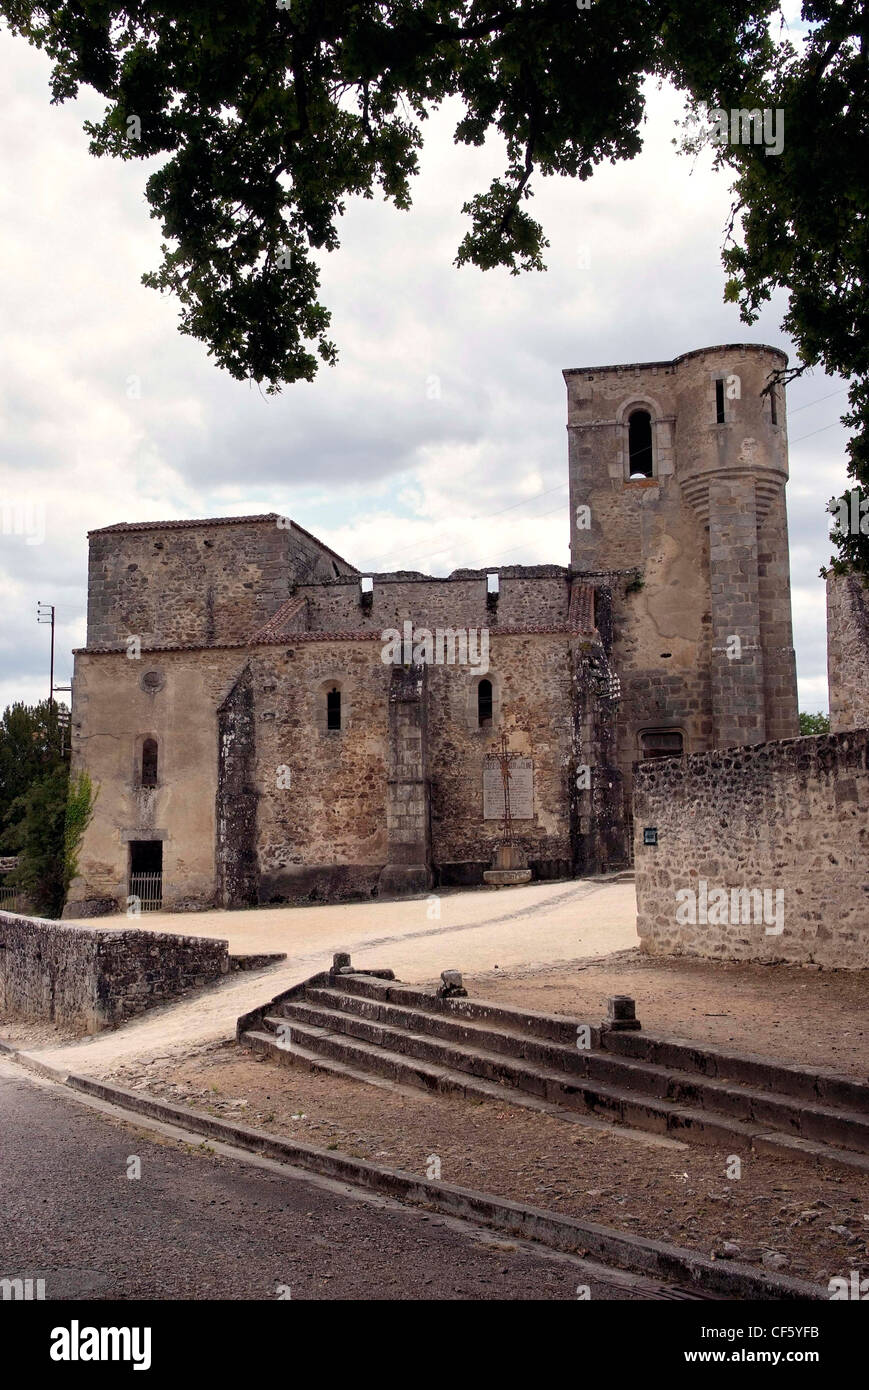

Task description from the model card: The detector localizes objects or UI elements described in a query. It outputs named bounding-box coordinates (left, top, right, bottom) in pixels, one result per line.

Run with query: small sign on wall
left=643, top=827, right=658, bottom=846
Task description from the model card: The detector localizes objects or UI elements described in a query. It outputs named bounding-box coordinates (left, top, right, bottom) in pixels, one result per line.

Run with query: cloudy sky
left=0, top=8, right=849, bottom=716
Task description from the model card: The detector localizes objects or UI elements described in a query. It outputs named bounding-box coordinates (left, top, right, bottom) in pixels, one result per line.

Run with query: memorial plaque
left=483, top=756, right=534, bottom=820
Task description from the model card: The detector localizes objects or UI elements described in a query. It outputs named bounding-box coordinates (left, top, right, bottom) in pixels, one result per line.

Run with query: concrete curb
left=67, top=1072, right=824, bottom=1301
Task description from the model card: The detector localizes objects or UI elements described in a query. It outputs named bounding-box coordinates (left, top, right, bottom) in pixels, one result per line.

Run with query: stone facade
left=0, top=909, right=231, bottom=1032
left=634, top=731, right=869, bottom=968
left=566, top=343, right=799, bottom=817
left=827, top=571, right=869, bottom=732
left=65, top=344, right=800, bottom=913
left=66, top=588, right=620, bottom=910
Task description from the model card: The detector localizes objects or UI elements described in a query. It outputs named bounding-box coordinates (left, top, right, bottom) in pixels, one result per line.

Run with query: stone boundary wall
left=0, top=911, right=230, bottom=1033
left=827, top=571, right=869, bottom=732
left=634, top=731, right=869, bottom=968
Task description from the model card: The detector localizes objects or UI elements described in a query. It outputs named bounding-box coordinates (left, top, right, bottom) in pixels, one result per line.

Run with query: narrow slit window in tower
left=715, top=379, right=726, bottom=424
left=327, top=687, right=342, bottom=731
left=141, top=737, right=158, bottom=787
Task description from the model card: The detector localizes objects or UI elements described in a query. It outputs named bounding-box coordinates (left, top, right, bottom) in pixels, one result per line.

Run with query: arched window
left=628, top=410, right=654, bottom=478
left=141, top=737, right=158, bottom=787
left=326, top=687, right=342, bottom=731
left=477, top=678, right=493, bottom=727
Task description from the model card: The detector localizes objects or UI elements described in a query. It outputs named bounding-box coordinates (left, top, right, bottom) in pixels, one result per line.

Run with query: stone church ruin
left=65, top=343, right=803, bottom=917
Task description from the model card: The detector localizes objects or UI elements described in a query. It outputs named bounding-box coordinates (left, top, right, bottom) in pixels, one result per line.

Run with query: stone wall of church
left=251, top=630, right=583, bottom=900
left=296, top=567, right=571, bottom=634
left=65, top=647, right=245, bottom=915
left=634, top=730, right=869, bottom=967
left=68, top=623, right=599, bottom=911
left=86, top=516, right=354, bottom=650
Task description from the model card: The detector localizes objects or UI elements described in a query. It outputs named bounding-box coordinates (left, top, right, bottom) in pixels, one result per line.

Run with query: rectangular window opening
left=640, top=730, right=684, bottom=761
left=715, top=379, right=725, bottom=424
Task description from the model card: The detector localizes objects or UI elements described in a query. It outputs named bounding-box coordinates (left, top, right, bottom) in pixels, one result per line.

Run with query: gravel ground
left=462, top=950, right=869, bottom=1078
left=7, top=950, right=869, bottom=1293
left=101, top=1037, right=869, bottom=1291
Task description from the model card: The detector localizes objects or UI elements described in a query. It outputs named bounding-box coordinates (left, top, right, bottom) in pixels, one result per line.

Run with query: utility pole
left=36, top=601, right=71, bottom=716
left=37, top=601, right=55, bottom=706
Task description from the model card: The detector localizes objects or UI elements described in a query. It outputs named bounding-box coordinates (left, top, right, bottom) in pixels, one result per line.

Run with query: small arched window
left=141, top=737, right=158, bottom=787
left=326, top=687, right=342, bottom=731
left=628, top=410, right=654, bottom=478
left=477, top=678, right=493, bottom=727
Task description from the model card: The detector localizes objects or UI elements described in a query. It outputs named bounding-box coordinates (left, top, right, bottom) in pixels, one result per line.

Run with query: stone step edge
left=244, top=1028, right=687, bottom=1148
left=332, top=974, right=869, bottom=1113
left=248, top=1025, right=869, bottom=1177
left=296, top=990, right=869, bottom=1133
left=269, top=1003, right=869, bottom=1150
left=65, top=1072, right=823, bottom=1302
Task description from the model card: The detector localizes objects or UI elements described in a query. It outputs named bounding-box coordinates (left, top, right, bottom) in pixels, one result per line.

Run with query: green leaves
left=64, top=770, right=97, bottom=895
left=798, top=710, right=830, bottom=734
left=1, top=0, right=779, bottom=392
left=8, top=764, right=69, bottom=918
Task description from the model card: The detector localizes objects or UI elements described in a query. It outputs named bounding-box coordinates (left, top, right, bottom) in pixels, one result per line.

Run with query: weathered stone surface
left=606, top=995, right=642, bottom=1030
left=216, top=663, right=258, bottom=908
left=634, top=730, right=869, bottom=967
left=566, top=343, right=799, bottom=799
left=437, top=969, right=468, bottom=998
left=827, top=572, right=869, bottom=732
left=0, top=910, right=229, bottom=1033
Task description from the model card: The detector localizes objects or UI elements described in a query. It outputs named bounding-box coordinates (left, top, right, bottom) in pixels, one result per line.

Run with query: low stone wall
left=634, top=731, right=869, bottom=968
left=827, top=572, right=869, bottom=732
left=0, top=911, right=230, bottom=1033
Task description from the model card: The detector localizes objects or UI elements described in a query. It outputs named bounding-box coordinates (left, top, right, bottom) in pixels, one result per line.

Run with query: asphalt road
left=0, top=1062, right=656, bottom=1301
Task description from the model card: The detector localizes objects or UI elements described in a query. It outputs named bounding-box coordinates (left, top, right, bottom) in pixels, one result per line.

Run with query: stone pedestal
left=483, top=842, right=532, bottom=887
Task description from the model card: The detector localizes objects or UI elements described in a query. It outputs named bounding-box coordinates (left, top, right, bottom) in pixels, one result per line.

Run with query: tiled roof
left=87, top=512, right=358, bottom=573
left=89, top=513, right=285, bottom=535
left=251, top=595, right=308, bottom=642
left=569, top=581, right=595, bottom=631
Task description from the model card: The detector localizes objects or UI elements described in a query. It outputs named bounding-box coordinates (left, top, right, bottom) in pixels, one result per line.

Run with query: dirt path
left=463, top=951, right=869, bottom=1079
left=9, top=877, right=637, bottom=1076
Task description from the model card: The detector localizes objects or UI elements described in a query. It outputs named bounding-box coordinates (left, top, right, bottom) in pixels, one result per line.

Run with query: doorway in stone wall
left=129, top=839, right=163, bottom=911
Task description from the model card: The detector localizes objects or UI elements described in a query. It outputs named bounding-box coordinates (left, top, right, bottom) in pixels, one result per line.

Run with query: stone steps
left=329, top=972, right=869, bottom=1114
left=238, top=967, right=869, bottom=1173
left=274, top=991, right=869, bottom=1153
left=241, top=1027, right=682, bottom=1141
